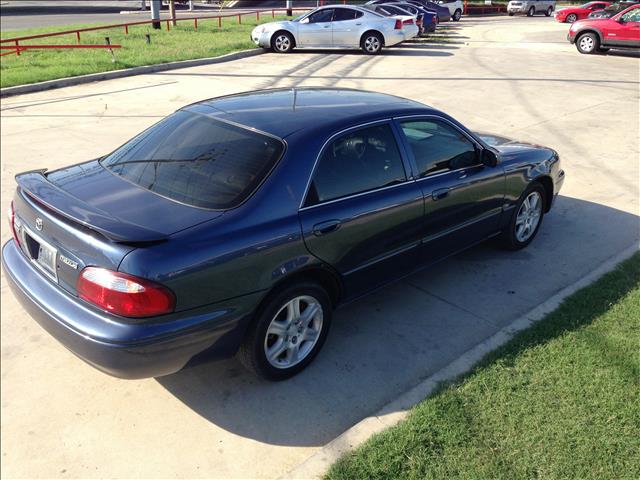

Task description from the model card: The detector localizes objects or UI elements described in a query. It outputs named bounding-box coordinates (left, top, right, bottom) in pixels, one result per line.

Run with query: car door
left=331, top=7, right=364, bottom=47
left=298, top=122, right=424, bottom=300
left=297, top=8, right=334, bottom=47
left=604, top=7, right=640, bottom=46
left=395, top=117, right=505, bottom=264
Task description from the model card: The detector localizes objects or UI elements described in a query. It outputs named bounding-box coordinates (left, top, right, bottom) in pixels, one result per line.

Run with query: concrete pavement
left=1, top=16, right=639, bottom=479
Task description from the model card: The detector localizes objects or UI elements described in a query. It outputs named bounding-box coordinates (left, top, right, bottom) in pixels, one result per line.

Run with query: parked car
left=2, top=88, right=565, bottom=381
left=407, top=0, right=453, bottom=22
left=555, top=1, right=611, bottom=22
left=589, top=0, right=638, bottom=18
left=507, top=0, right=557, bottom=17
left=390, top=2, right=439, bottom=31
left=364, top=3, right=436, bottom=35
left=437, top=0, right=464, bottom=21
left=251, top=5, right=407, bottom=54
left=568, top=3, right=640, bottom=52
left=367, top=0, right=452, bottom=22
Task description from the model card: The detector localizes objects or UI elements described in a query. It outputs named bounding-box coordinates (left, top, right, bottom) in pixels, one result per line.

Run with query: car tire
left=238, top=281, right=332, bottom=380
left=361, top=31, right=384, bottom=54
left=453, top=9, right=462, bottom=21
left=271, top=31, right=294, bottom=53
left=546, top=6, right=553, bottom=16
left=508, top=12, right=515, bottom=16
left=527, top=6, right=536, bottom=16
left=499, top=183, right=546, bottom=250
left=576, top=32, right=599, bottom=54
left=566, top=13, right=578, bottom=23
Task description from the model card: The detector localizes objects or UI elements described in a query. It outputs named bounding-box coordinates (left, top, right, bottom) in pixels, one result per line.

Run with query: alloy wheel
left=274, top=34, right=291, bottom=52
left=515, top=191, right=542, bottom=243
left=263, top=295, right=324, bottom=369
left=579, top=35, right=595, bottom=52
left=567, top=13, right=577, bottom=22
left=364, top=35, right=381, bottom=53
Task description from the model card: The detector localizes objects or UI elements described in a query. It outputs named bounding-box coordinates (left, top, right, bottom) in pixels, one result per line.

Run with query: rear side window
left=101, top=111, right=284, bottom=210
left=400, top=120, right=478, bottom=177
left=305, top=124, right=407, bottom=207
left=332, top=8, right=361, bottom=21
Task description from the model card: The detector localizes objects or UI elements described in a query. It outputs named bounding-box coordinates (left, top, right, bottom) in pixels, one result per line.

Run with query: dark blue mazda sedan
left=2, top=88, right=564, bottom=380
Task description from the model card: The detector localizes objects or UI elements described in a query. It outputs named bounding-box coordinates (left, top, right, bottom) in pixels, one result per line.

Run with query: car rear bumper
left=2, top=240, right=260, bottom=379
left=385, top=30, right=406, bottom=47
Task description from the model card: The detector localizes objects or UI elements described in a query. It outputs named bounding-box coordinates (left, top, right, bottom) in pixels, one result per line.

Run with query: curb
left=0, top=48, right=264, bottom=98
left=280, top=242, right=639, bottom=480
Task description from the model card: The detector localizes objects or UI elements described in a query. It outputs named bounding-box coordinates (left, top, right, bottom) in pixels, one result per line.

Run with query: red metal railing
left=0, top=7, right=312, bottom=56
left=0, top=44, right=121, bottom=57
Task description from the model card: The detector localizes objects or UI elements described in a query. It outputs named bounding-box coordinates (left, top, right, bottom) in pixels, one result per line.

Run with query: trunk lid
left=12, top=161, right=222, bottom=295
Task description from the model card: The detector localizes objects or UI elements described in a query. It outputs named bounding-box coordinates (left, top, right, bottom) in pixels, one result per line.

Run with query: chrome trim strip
left=421, top=209, right=502, bottom=244
left=299, top=180, right=412, bottom=212
left=298, top=118, right=411, bottom=210
left=342, top=241, right=420, bottom=276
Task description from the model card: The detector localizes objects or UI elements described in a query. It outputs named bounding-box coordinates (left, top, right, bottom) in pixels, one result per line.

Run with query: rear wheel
left=527, top=6, right=535, bottom=16
left=453, top=9, right=462, bottom=21
left=271, top=31, right=294, bottom=53
left=361, top=31, right=383, bottom=54
left=566, top=13, right=578, bottom=23
left=576, top=32, right=599, bottom=54
left=499, top=183, right=546, bottom=250
left=508, top=12, right=515, bottom=16
left=238, top=282, right=332, bottom=380
left=546, top=6, right=553, bottom=16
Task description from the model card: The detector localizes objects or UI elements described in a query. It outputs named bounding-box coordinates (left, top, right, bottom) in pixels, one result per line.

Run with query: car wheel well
left=261, top=267, right=342, bottom=311
left=361, top=30, right=385, bottom=46
left=272, top=29, right=296, bottom=47
left=576, top=29, right=603, bottom=43
left=534, top=176, right=554, bottom=212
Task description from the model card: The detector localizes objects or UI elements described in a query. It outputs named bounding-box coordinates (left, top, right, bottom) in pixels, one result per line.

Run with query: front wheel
left=361, top=32, right=383, bottom=54
left=453, top=9, right=462, bottom=21
left=527, top=6, right=535, bottom=16
left=546, top=6, right=553, bottom=16
left=576, top=32, right=599, bottom=54
left=566, top=13, right=578, bottom=23
left=499, top=184, right=546, bottom=250
left=271, top=31, right=294, bottom=53
left=508, top=12, right=515, bottom=16
left=238, top=282, right=332, bottom=380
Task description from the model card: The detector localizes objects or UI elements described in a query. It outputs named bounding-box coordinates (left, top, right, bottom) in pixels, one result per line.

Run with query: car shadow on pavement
left=157, top=196, right=639, bottom=447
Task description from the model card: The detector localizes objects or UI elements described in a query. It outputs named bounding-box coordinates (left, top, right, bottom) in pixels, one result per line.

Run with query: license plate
left=18, top=223, right=58, bottom=282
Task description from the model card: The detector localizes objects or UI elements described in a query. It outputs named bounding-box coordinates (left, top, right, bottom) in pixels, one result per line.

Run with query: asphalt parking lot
left=1, top=15, right=638, bottom=479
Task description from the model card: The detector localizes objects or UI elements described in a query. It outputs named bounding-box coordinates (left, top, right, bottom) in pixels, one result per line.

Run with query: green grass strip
left=327, top=252, right=640, bottom=480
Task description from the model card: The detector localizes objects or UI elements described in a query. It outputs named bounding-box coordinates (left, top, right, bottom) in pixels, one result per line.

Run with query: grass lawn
left=0, top=15, right=290, bottom=88
left=327, top=253, right=640, bottom=480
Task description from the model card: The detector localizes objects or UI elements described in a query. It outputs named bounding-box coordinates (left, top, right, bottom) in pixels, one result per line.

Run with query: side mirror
left=481, top=149, right=499, bottom=167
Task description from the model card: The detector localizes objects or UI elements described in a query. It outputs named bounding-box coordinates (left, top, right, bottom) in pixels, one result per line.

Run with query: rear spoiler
left=16, top=170, right=168, bottom=244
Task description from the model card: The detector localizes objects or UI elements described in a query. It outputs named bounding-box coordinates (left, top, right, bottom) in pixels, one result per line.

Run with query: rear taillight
left=7, top=201, right=21, bottom=248
left=395, top=19, right=402, bottom=29
left=403, top=19, right=414, bottom=25
left=77, top=267, right=175, bottom=318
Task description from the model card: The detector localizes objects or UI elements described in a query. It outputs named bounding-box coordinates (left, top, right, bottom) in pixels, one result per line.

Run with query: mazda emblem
left=35, top=218, right=43, bottom=231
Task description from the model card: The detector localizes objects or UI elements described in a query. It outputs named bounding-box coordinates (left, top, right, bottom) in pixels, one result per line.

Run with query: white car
left=437, top=0, right=464, bottom=21
left=251, top=5, right=408, bottom=54
left=507, top=0, right=557, bottom=16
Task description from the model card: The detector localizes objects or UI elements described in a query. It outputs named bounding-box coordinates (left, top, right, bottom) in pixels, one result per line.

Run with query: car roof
left=182, top=88, right=434, bottom=138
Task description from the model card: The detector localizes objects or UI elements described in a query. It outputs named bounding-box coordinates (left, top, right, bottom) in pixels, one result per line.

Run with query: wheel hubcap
left=568, top=14, right=577, bottom=22
left=365, top=36, right=380, bottom=52
left=275, top=35, right=290, bottom=51
left=515, top=191, right=542, bottom=243
left=579, top=36, right=594, bottom=51
left=264, top=295, right=323, bottom=369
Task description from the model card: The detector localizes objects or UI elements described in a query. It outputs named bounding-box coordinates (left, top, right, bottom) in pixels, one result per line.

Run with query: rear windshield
left=101, top=110, right=284, bottom=210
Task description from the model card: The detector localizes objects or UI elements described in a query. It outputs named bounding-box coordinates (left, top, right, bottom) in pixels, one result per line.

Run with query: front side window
left=305, top=124, right=407, bottom=206
left=620, top=8, right=640, bottom=22
left=308, top=9, right=334, bottom=23
left=101, top=111, right=284, bottom=210
left=400, top=119, right=478, bottom=177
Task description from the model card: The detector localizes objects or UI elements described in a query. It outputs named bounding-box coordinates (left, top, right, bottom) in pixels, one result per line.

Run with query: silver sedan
left=251, top=5, right=409, bottom=55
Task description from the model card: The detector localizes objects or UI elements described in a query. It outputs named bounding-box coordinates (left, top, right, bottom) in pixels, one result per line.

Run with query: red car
left=556, top=1, right=611, bottom=22
left=568, top=4, right=640, bottom=53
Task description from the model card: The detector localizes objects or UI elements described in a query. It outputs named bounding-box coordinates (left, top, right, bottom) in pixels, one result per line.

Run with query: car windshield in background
left=101, top=111, right=284, bottom=210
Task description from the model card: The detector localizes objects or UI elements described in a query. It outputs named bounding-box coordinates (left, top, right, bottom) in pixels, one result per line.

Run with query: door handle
left=432, top=188, right=451, bottom=201
left=323, top=25, right=330, bottom=28
left=355, top=23, right=362, bottom=25
left=312, top=220, right=341, bottom=236
left=458, top=170, right=467, bottom=179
